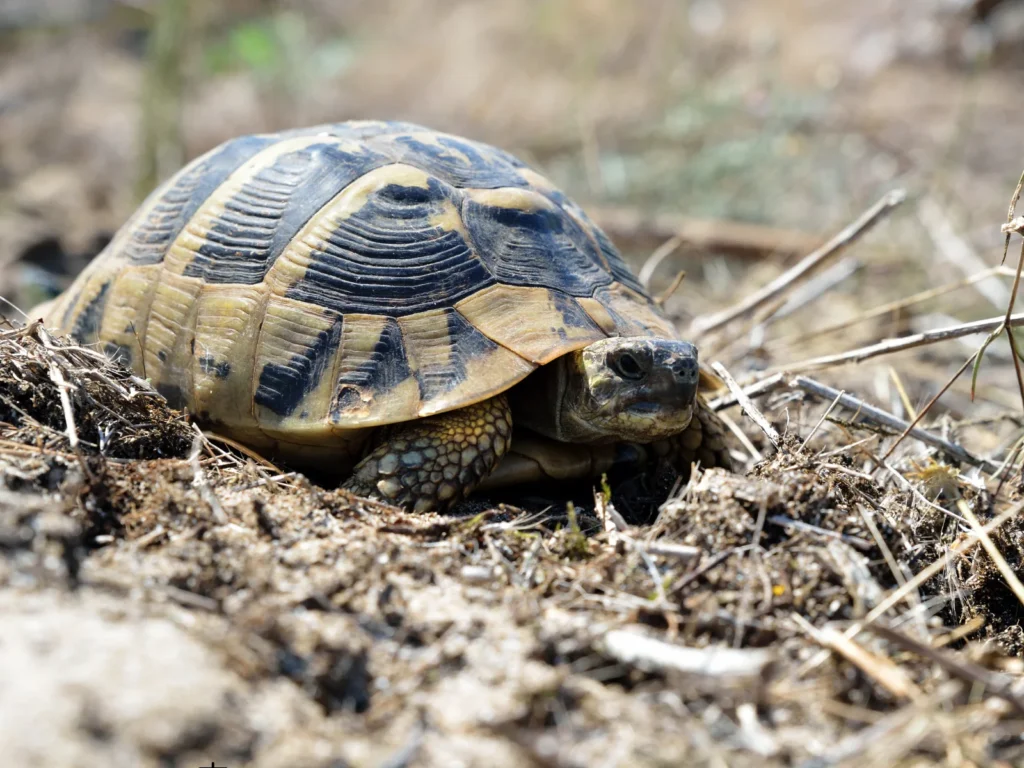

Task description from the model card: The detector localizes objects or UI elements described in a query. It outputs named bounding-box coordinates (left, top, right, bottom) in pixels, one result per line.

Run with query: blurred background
left=2, top=0, right=1024, bottom=427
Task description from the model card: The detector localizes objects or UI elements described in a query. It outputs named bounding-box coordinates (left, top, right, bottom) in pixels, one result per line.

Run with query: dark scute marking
left=156, top=383, right=186, bottom=410
left=462, top=199, right=612, bottom=297
left=183, top=141, right=390, bottom=284
left=125, top=134, right=278, bottom=265
left=103, top=341, right=133, bottom=368
left=284, top=177, right=495, bottom=316
left=532, top=188, right=647, bottom=296
left=589, top=224, right=647, bottom=295
left=198, top=354, right=231, bottom=379
left=550, top=290, right=603, bottom=334
left=69, top=281, right=110, bottom=343
left=380, top=134, right=528, bottom=189
left=414, top=310, right=498, bottom=402
left=333, top=318, right=411, bottom=413
left=254, top=320, right=342, bottom=417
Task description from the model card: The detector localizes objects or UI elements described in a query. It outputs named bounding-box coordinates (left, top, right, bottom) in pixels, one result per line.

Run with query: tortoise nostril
left=672, top=358, right=698, bottom=382
left=609, top=351, right=645, bottom=380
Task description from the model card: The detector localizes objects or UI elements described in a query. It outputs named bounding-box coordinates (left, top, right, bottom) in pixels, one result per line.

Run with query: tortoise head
left=558, top=336, right=699, bottom=443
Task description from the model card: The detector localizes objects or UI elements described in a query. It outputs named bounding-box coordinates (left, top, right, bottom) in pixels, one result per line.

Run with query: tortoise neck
left=509, top=352, right=607, bottom=443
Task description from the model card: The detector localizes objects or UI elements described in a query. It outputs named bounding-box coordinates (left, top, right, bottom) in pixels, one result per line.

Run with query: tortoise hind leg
left=342, top=394, right=512, bottom=513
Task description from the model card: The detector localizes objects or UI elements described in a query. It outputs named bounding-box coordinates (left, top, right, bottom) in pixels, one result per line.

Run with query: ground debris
left=0, top=319, right=192, bottom=461
left=3, top=329, right=1024, bottom=766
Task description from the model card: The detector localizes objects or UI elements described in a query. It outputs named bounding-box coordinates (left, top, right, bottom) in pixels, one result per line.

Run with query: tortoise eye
left=609, top=351, right=644, bottom=380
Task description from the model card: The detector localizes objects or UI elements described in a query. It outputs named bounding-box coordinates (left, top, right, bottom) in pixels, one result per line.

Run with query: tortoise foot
left=651, top=400, right=734, bottom=473
left=342, top=395, right=512, bottom=513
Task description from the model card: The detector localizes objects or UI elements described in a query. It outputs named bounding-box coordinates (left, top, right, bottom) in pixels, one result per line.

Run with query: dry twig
left=791, top=376, right=998, bottom=473
left=773, top=312, right=1024, bottom=374
left=711, top=362, right=780, bottom=449
left=598, top=629, right=773, bottom=681
left=791, top=614, right=921, bottom=701
left=766, top=266, right=1015, bottom=352
left=692, top=190, right=906, bottom=336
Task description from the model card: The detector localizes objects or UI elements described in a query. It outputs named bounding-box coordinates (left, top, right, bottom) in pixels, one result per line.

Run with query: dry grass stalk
left=867, top=623, right=1024, bottom=715
left=598, top=628, right=773, bottom=680
left=643, top=540, right=701, bottom=563
left=711, top=361, right=781, bottom=449
left=955, top=498, right=1024, bottom=611
left=716, top=408, right=763, bottom=462
left=46, top=361, right=78, bottom=452
left=919, top=197, right=1011, bottom=310
left=795, top=500, right=1024, bottom=681
left=766, top=266, right=1016, bottom=352
left=638, top=233, right=683, bottom=289
left=691, top=189, right=906, bottom=337
left=791, top=614, right=921, bottom=701
left=975, top=171, right=1024, bottom=412
left=707, top=372, right=785, bottom=411
left=799, top=386, right=845, bottom=450
left=791, top=376, right=999, bottom=473
left=865, top=500, right=1024, bottom=624
left=773, top=311, right=1024, bottom=374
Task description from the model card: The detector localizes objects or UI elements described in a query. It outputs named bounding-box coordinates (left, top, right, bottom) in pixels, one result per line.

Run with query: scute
left=462, top=187, right=613, bottom=297
left=375, top=131, right=528, bottom=189
left=44, top=120, right=678, bottom=453
left=270, top=164, right=495, bottom=316
left=181, top=139, right=390, bottom=284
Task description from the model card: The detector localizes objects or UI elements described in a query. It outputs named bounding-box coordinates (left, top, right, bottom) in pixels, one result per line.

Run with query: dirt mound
left=3, top=323, right=1024, bottom=766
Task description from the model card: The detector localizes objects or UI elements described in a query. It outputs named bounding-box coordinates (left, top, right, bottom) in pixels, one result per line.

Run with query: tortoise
left=37, top=120, right=730, bottom=512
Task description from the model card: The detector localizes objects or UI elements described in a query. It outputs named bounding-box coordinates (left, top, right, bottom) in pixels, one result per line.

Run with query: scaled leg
left=342, top=395, right=512, bottom=513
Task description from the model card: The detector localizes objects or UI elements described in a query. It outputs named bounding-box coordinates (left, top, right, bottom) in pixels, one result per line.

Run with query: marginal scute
left=253, top=295, right=342, bottom=437
left=329, top=313, right=420, bottom=428
left=143, top=272, right=205, bottom=408
left=57, top=262, right=117, bottom=344
left=192, top=284, right=267, bottom=431
left=455, top=284, right=607, bottom=364
left=595, top=283, right=678, bottom=338
left=397, top=308, right=537, bottom=417
left=92, top=264, right=163, bottom=369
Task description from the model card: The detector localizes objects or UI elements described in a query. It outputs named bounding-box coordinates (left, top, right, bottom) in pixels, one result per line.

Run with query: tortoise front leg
left=342, top=395, right=512, bottom=513
left=654, top=400, right=734, bottom=473
left=478, top=401, right=732, bottom=491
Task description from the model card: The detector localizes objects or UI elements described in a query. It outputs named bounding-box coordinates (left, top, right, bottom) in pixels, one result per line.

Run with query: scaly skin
left=343, top=395, right=512, bottom=513
left=653, top=398, right=733, bottom=473
left=342, top=337, right=732, bottom=512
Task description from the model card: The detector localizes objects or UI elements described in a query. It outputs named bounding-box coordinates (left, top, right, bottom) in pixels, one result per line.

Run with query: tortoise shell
left=45, top=121, right=677, bottom=459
